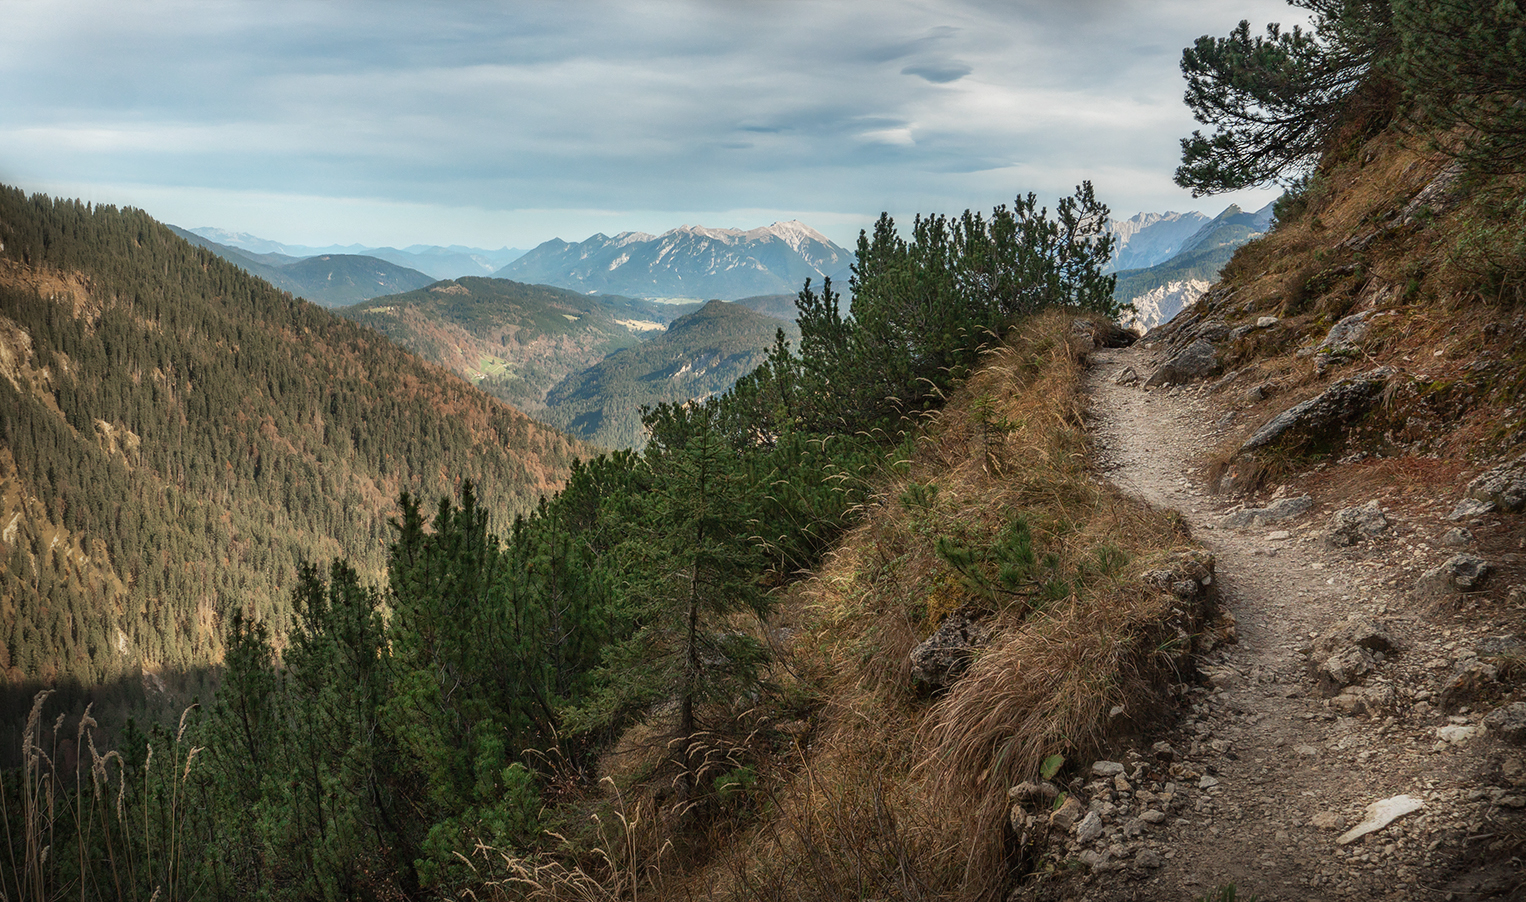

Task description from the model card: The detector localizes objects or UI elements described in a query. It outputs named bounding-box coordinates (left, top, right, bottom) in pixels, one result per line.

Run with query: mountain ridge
left=497, top=220, right=851, bottom=300
left=1106, top=210, right=1212, bottom=272
left=1113, top=201, right=1276, bottom=330
left=169, top=225, right=438, bottom=306
left=187, top=227, right=526, bottom=280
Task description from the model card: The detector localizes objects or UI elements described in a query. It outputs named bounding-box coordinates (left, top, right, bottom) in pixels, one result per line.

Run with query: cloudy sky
left=2, top=0, right=1304, bottom=251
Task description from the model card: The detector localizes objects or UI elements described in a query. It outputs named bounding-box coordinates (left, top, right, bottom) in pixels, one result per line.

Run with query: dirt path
left=1071, top=345, right=1524, bottom=901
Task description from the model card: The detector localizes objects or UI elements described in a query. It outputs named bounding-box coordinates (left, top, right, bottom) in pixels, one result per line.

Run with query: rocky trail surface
left=1058, top=344, right=1526, bottom=901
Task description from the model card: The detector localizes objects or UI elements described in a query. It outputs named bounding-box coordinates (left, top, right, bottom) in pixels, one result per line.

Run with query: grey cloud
left=901, top=63, right=973, bottom=84
left=0, top=0, right=1300, bottom=246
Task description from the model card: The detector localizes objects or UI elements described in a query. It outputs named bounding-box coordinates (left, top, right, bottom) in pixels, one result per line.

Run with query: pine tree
left=573, top=403, right=771, bottom=799
left=1174, top=2, right=1394, bottom=194
left=1392, top=0, right=1526, bottom=174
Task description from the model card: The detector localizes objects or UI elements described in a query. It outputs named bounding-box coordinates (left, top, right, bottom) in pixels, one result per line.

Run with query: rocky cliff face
left=1106, top=210, right=1212, bottom=272
left=1121, top=278, right=1211, bottom=332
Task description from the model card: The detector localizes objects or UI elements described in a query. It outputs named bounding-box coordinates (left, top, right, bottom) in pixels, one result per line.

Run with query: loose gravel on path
left=1066, top=345, right=1526, bottom=902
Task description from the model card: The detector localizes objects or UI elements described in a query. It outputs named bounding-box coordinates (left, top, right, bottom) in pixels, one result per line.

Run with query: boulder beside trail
left=1454, top=455, right=1526, bottom=518
left=1411, top=554, right=1493, bottom=604
left=1328, top=500, right=1390, bottom=546
left=1146, top=339, right=1219, bottom=387
left=1485, top=702, right=1526, bottom=746
left=1239, top=367, right=1394, bottom=454
left=1226, top=495, right=1313, bottom=529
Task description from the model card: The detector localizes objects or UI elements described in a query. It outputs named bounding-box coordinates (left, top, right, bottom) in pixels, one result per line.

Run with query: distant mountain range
left=187, top=227, right=526, bottom=280
left=497, top=222, right=852, bottom=300
left=1105, top=211, right=1212, bottom=273
left=1112, top=201, right=1276, bottom=331
left=169, top=226, right=438, bottom=306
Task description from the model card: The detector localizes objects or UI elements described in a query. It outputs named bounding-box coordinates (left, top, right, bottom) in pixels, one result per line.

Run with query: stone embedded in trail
left=1412, top=554, right=1493, bottom=603
left=1134, top=848, right=1164, bottom=869
left=1007, top=780, right=1060, bottom=805
left=1077, top=849, right=1108, bottom=870
left=1328, top=500, right=1390, bottom=546
left=1330, top=684, right=1395, bottom=717
left=908, top=606, right=992, bottom=690
left=1050, top=795, right=1085, bottom=831
left=1462, top=454, right=1526, bottom=513
left=1076, top=811, right=1104, bottom=843
left=1146, top=338, right=1220, bottom=387
left=1238, top=367, right=1395, bottom=454
left=1091, top=760, right=1125, bottom=777
left=1441, top=527, right=1474, bottom=546
left=1114, top=365, right=1141, bottom=386
left=1312, top=616, right=1397, bottom=695
left=1439, top=660, right=1499, bottom=713
left=1485, top=702, right=1526, bottom=746
left=1317, top=645, right=1378, bottom=696
left=1436, top=723, right=1485, bottom=744
left=1202, top=665, right=1241, bottom=690
left=1336, top=794, right=1425, bottom=845
left=1449, top=498, right=1496, bottom=521
left=1311, top=615, right=1398, bottom=665
left=1225, top=494, right=1314, bottom=528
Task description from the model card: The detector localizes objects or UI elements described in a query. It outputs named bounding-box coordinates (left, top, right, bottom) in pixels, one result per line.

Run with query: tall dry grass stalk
left=473, top=776, right=671, bottom=902
left=1, top=691, right=204, bottom=902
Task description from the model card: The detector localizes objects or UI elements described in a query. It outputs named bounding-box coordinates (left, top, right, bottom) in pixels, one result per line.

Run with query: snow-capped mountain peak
left=498, top=220, right=852, bottom=299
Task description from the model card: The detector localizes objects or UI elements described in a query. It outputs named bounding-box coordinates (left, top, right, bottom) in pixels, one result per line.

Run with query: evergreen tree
left=382, top=488, right=544, bottom=887
left=574, top=403, right=771, bottom=798
left=1392, top=0, right=1526, bottom=174
left=1174, top=1, right=1395, bottom=194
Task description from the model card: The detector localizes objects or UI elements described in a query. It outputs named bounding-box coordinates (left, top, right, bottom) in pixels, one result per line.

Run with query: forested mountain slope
left=541, top=299, right=799, bottom=448
left=338, top=277, right=688, bottom=415
left=0, top=187, right=586, bottom=695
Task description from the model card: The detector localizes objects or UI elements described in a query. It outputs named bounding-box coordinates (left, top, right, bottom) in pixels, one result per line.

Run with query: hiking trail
left=1069, top=343, right=1525, bottom=901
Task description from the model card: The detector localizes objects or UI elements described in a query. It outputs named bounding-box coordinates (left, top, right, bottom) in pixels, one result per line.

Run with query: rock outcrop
left=1327, top=500, right=1390, bottom=547
left=1239, top=367, right=1395, bottom=454
left=909, top=607, right=993, bottom=690
left=1411, top=554, right=1493, bottom=604
left=1451, top=454, right=1526, bottom=519
left=1145, top=339, right=1219, bottom=387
